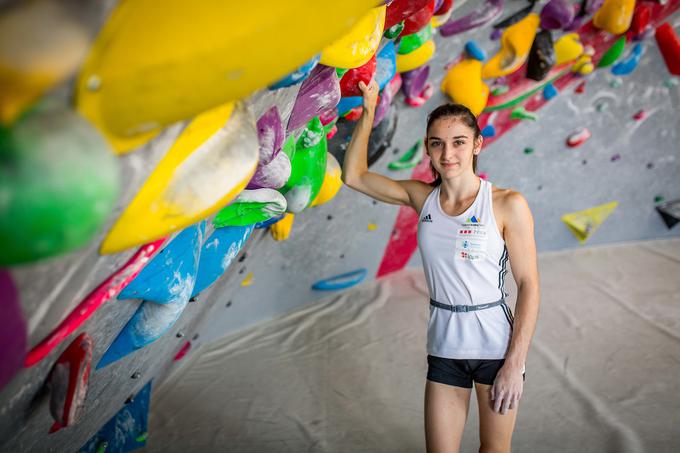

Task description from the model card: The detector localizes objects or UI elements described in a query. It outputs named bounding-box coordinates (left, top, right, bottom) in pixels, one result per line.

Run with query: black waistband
left=429, top=298, right=505, bottom=312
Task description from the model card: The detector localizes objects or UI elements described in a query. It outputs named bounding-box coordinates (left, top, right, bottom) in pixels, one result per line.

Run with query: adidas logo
left=421, top=213, right=433, bottom=223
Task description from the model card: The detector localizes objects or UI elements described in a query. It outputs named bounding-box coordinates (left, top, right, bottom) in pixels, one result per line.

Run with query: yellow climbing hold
left=561, top=201, right=619, bottom=243
left=482, top=13, right=539, bottom=79
left=241, top=272, right=254, bottom=287
left=310, top=153, right=343, bottom=208
left=76, top=0, right=377, bottom=153
left=270, top=213, right=295, bottom=241
left=554, top=33, right=584, bottom=66
left=320, top=5, right=386, bottom=69
left=592, top=0, right=635, bottom=35
left=367, top=223, right=378, bottom=231
left=396, top=39, right=436, bottom=73
left=571, top=54, right=594, bottom=75
left=0, top=1, right=91, bottom=124
left=440, top=59, right=489, bottom=116
left=100, top=102, right=258, bottom=254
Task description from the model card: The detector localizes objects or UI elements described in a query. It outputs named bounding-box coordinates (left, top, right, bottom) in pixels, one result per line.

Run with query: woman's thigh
left=474, top=381, right=519, bottom=453
left=424, top=379, right=472, bottom=453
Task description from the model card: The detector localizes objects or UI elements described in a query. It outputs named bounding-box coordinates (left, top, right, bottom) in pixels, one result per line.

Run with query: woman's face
left=424, top=116, right=482, bottom=178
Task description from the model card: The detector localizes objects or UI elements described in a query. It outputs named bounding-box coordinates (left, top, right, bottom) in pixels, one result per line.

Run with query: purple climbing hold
left=401, top=65, right=430, bottom=100
left=540, top=0, right=575, bottom=30
left=439, top=0, right=503, bottom=37
left=287, top=64, right=340, bottom=133
left=0, top=271, right=26, bottom=392
left=255, top=106, right=284, bottom=166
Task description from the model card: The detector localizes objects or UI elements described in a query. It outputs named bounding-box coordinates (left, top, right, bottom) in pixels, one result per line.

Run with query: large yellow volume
left=482, top=13, right=540, bottom=79
left=320, top=5, right=386, bottom=69
left=76, top=0, right=380, bottom=154
left=396, top=39, right=436, bottom=73
left=441, top=59, right=489, bottom=116
left=561, top=201, right=619, bottom=243
left=100, top=102, right=259, bottom=254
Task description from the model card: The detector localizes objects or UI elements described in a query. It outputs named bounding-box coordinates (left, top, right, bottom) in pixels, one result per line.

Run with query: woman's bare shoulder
left=397, top=179, right=436, bottom=215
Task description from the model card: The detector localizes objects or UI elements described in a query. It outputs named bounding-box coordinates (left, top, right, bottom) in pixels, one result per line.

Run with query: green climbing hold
left=597, top=37, right=626, bottom=68
left=95, top=441, right=108, bottom=453
left=491, top=85, right=510, bottom=96
left=664, top=78, right=679, bottom=89
left=524, top=147, right=534, bottom=155
left=510, top=106, right=538, bottom=121
left=135, top=432, right=148, bottom=443
left=654, top=195, right=665, bottom=203
left=384, top=20, right=405, bottom=40
left=609, top=78, right=622, bottom=88
left=398, top=24, right=433, bottom=55
left=335, top=67, right=349, bottom=78
left=388, top=140, right=423, bottom=170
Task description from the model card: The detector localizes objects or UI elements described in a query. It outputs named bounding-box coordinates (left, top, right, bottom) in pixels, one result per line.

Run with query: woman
left=342, top=78, right=540, bottom=453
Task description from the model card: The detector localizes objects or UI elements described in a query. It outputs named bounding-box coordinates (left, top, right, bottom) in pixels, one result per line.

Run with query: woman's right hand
left=358, top=78, right=379, bottom=114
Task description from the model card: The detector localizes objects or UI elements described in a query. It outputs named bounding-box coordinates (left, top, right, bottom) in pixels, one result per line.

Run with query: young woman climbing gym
left=341, top=77, right=541, bottom=453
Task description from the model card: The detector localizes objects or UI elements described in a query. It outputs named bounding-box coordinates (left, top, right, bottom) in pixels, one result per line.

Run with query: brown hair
left=425, top=103, right=481, bottom=187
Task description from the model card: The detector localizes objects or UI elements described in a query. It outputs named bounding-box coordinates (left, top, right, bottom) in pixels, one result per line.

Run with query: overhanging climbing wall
left=1, top=1, right=679, bottom=451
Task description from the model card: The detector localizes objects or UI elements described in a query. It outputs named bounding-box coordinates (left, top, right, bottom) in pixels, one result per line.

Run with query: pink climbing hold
left=173, top=341, right=192, bottom=362
left=47, top=333, right=93, bottom=434
left=566, top=127, right=591, bottom=147
left=632, top=109, right=646, bottom=120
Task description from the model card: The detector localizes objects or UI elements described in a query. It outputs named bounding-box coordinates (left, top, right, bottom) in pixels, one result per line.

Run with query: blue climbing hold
left=611, top=43, right=644, bottom=76
left=465, top=40, right=487, bottom=61
left=311, top=268, right=368, bottom=291
left=543, top=82, right=558, bottom=100
left=481, top=124, right=496, bottom=138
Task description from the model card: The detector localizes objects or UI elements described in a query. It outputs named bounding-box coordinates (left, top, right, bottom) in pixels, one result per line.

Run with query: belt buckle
left=456, top=305, right=469, bottom=313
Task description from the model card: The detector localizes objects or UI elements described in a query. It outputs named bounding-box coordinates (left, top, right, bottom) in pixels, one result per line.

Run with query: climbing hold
left=368, top=223, right=378, bottom=231
left=526, top=30, right=556, bottom=81
left=540, top=0, right=576, bottom=30
left=490, top=28, right=503, bottom=40
left=655, top=23, right=680, bottom=76
left=241, top=272, right=254, bottom=287
left=248, top=107, right=290, bottom=190
left=270, top=213, right=295, bottom=241
left=595, top=101, right=608, bottom=112
left=388, top=140, right=424, bottom=170
left=439, top=0, right=503, bottom=37
left=396, top=38, right=436, bottom=73
left=491, top=85, right=509, bottom=96
left=632, top=109, right=646, bottom=120
left=336, top=67, right=350, bottom=78
left=524, top=147, right=534, bottom=155
left=309, top=152, right=343, bottom=207
left=340, top=54, right=377, bottom=97
left=384, top=20, right=405, bottom=39
left=630, top=3, right=651, bottom=38
left=78, top=381, right=152, bottom=452
left=597, top=36, right=626, bottom=67
left=280, top=117, right=328, bottom=213
left=24, top=239, right=166, bottom=368
left=75, top=0, right=378, bottom=152
left=510, top=106, right=538, bottom=121
left=482, top=13, right=540, bottom=79
left=572, top=54, right=594, bottom=75
left=374, top=72, right=402, bottom=125
left=481, top=124, right=496, bottom=138
left=575, top=81, right=586, bottom=93
left=269, top=54, right=320, bottom=90
left=47, top=333, right=93, bottom=433
left=100, top=102, right=258, bottom=255
left=214, top=189, right=287, bottom=227
left=0, top=1, right=93, bottom=124
left=593, top=0, right=635, bottom=35
left=320, top=5, right=386, bottom=68
left=609, top=77, right=623, bottom=88
left=0, top=272, right=25, bottom=392
left=561, top=201, right=619, bottom=243
left=655, top=199, right=680, bottom=229
left=611, top=43, right=643, bottom=76
left=173, top=341, right=191, bottom=362
left=654, top=195, right=665, bottom=204
left=664, top=77, right=679, bottom=88
left=384, top=0, right=431, bottom=30
left=401, top=1, right=435, bottom=35
left=0, top=104, right=119, bottom=266
left=610, top=153, right=621, bottom=161
left=402, top=65, right=433, bottom=107
left=543, top=82, right=558, bottom=100
left=465, top=40, right=487, bottom=61
left=441, top=59, right=489, bottom=115
left=494, top=1, right=536, bottom=29
left=432, top=0, right=455, bottom=27
left=566, top=127, right=591, bottom=147
left=554, top=33, right=584, bottom=65
left=311, top=268, right=368, bottom=291
left=288, top=65, right=341, bottom=132
left=398, top=24, right=433, bottom=55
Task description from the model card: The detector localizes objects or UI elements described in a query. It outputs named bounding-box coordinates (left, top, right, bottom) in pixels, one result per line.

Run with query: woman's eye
left=454, top=140, right=464, bottom=146
left=431, top=141, right=441, bottom=147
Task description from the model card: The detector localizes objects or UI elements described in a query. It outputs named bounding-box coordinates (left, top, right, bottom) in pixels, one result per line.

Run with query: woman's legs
left=424, top=379, right=472, bottom=453
left=474, top=381, right=519, bottom=453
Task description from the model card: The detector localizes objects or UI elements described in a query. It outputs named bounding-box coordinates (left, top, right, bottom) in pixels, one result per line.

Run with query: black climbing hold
left=238, top=253, right=247, bottom=262
left=537, top=185, right=543, bottom=190
left=372, top=200, right=377, bottom=205
left=340, top=254, right=345, bottom=259
left=238, top=268, right=245, bottom=274
left=327, top=215, right=333, bottom=220
left=176, top=332, right=184, bottom=338
left=646, top=162, right=654, bottom=169
left=527, top=30, right=555, bottom=81
left=493, top=1, right=537, bottom=28
left=131, top=371, right=141, bottom=379
left=226, top=301, right=232, bottom=307
left=393, top=148, right=400, bottom=155
left=582, top=159, right=587, bottom=165
left=189, top=296, right=197, bottom=302
left=192, top=334, right=199, bottom=341
left=125, top=396, right=134, bottom=405
left=655, top=199, right=680, bottom=229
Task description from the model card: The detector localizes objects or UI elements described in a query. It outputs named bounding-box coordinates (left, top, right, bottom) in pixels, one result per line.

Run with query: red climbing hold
left=575, top=81, right=586, bottom=94
left=630, top=4, right=651, bottom=39
left=632, top=109, right=646, bottom=120
left=566, top=127, right=591, bottom=147
left=655, top=23, right=680, bottom=76
left=340, top=54, right=377, bottom=97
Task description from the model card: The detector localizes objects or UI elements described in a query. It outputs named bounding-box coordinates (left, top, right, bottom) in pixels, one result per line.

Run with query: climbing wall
left=1, top=1, right=679, bottom=451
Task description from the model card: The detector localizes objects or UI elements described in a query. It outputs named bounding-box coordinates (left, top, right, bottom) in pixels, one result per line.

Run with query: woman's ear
left=474, top=135, right=484, bottom=154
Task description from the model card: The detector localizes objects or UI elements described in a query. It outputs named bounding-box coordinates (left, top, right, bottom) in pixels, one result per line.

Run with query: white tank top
left=417, top=178, right=517, bottom=361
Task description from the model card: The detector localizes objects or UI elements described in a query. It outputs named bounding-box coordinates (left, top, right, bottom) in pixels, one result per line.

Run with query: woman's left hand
left=490, top=363, right=524, bottom=415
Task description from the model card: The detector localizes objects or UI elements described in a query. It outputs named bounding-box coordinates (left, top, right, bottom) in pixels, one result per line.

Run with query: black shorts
left=426, top=355, right=526, bottom=388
